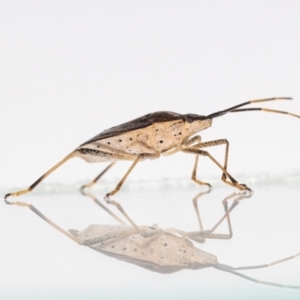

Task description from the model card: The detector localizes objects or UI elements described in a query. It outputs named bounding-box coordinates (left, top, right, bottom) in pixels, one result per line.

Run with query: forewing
left=80, top=111, right=183, bottom=146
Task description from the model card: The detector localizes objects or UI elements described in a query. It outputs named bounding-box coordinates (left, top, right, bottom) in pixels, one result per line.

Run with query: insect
left=70, top=222, right=300, bottom=289
left=4, top=97, right=300, bottom=234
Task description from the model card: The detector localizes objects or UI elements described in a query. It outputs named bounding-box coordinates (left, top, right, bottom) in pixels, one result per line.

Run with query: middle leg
left=80, top=162, right=116, bottom=192
left=104, top=153, right=160, bottom=237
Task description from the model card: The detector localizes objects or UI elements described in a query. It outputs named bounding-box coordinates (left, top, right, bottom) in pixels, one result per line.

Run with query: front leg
left=80, top=162, right=116, bottom=192
left=181, top=146, right=251, bottom=191
left=182, top=137, right=251, bottom=191
left=181, top=136, right=211, bottom=189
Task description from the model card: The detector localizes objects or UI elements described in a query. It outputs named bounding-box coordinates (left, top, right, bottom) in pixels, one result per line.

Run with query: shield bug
left=4, top=97, right=300, bottom=234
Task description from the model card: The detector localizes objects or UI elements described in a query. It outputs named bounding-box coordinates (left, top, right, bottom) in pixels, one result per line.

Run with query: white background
left=1, top=0, right=300, bottom=188
left=1, top=1, right=300, bottom=299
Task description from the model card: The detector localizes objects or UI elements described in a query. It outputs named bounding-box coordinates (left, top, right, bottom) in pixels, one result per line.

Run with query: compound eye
left=186, top=116, right=194, bottom=123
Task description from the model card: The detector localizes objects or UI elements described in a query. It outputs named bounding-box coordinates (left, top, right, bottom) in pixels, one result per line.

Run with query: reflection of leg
left=5, top=152, right=76, bottom=204
left=81, top=191, right=126, bottom=225
left=4, top=153, right=79, bottom=242
left=205, top=191, right=251, bottom=239
left=174, top=191, right=251, bottom=243
left=10, top=200, right=82, bottom=244
left=105, top=153, right=160, bottom=237
left=106, top=199, right=159, bottom=238
left=80, top=162, right=115, bottom=191
left=192, top=190, right=211, bottom=232
left=80, top=163, right=126, bottom=224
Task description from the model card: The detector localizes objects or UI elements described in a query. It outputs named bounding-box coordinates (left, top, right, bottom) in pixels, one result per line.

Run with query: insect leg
left=104, top=153, right=160, bottom=237
left=196, top=139, right=229, bottom=182
left=183, top=138, right=229, bottom=188
left=79, top=163, right=127, bottom=224
left=191, top=155, right=212, bottom=189
left=183, top=135, right=202, bottom=147
left=181, top=136, right=212, bottom=188
left=4, top=151, right=77, bottom=204
left=181, top=148, right=251, bottom=191
left=162, top=136, right=202, bottom=157
left=80, top=162, right=115, bottom=192
left=105, top=153, right=159, bottom=198
left=186, top=138, right=233, bottom=185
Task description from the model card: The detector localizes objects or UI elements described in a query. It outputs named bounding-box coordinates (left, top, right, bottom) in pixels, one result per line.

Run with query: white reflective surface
left=1, top=184, right=300, bottom=299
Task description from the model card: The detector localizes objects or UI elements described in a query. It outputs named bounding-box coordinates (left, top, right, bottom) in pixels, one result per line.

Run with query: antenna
left=205, top=97, right=300, bottom=119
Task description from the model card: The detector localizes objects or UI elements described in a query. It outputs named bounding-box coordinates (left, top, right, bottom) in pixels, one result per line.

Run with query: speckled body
left=70, top=224, right=218, bottom=273
left=75, top=111, right=212, bottom=163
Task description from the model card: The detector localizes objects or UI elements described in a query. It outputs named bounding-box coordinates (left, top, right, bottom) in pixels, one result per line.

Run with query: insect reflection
left=70, top=217, right=299, bottom=288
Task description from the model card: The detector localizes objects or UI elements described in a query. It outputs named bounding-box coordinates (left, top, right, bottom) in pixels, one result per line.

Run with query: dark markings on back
left=80, top=111, right=187, bottom=146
